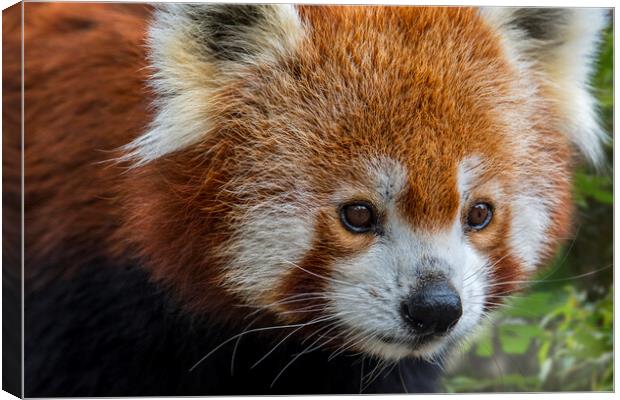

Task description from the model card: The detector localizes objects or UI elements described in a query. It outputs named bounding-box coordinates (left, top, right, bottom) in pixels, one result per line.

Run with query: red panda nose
left=401, top=281, right=463, bottom=336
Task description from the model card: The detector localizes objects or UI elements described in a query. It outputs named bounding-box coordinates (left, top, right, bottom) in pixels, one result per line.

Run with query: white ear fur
left=480, top=8, right=609, bottom=166
left=122, top=4, right=304, bottom=165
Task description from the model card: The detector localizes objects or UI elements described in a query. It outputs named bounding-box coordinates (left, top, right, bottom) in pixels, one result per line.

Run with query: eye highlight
left=466, top=202, right=493, bottom=231
left=340, top=202, right=376, bottom=233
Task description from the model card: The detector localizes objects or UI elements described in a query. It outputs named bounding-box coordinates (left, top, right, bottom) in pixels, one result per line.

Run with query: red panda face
left=122, top=6, right=605, bottom=361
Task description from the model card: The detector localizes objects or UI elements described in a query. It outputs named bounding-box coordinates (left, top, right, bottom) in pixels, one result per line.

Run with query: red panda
left=4, top=3, right=607, bottom=396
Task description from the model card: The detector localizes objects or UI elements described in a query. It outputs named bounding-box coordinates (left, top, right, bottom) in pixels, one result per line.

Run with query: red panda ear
left=148, top=4, right=303, bottom=66
left=480, top=8, right=609, bottom=167
left=121, top=4, right=304, bottom=165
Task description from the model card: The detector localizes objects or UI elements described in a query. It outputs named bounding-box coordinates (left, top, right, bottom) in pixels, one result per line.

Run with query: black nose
left=401, top=281, right=462, bottom=336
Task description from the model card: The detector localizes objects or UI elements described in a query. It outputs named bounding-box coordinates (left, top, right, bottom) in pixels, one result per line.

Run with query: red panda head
left=120, top=6, right=607, bottom=360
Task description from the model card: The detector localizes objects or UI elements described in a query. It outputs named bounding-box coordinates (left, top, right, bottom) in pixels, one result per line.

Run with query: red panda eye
left=466, top=203, right=493, bottom=230
left=340, top=202, right=375, bottom=233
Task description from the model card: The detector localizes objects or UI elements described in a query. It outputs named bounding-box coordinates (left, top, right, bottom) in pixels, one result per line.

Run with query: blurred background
left=443, top=23, right=614, bottom=392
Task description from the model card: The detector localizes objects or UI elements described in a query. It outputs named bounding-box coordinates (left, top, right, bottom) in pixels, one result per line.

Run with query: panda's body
left=25, top=260, right=441, bottom=396
left=4, top=3, right=605, bottom=396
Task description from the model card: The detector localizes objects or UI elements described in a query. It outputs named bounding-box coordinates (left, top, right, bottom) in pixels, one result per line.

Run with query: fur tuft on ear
left=480, top=8, right=609, bottom=166
left=122, top=4, right=304, bottom=165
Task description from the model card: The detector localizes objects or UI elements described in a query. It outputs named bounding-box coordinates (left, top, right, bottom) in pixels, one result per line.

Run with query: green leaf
left=539, top=358, right=552, bottom=383
left=574, top=172, right=613, bottom=205
left=499, top=324, right=543, bottom=354
left=474, top=332, right=494, bottom=357
left=503, top=291, right=559, bottom=318
left=537, top=338, right=551, bottom=364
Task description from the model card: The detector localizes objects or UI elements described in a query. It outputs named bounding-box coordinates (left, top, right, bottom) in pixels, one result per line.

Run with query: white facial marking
left=324, top=157, right=489, bottom=360
left=509, top=192, right=551, bottom=270
left=222, top=186, right=314, bottom=305
left=457, top=155, right=486, bottom=199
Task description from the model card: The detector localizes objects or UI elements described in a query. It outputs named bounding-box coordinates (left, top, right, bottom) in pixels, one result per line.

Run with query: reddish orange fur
left=13, top=4, right=152, bottom=288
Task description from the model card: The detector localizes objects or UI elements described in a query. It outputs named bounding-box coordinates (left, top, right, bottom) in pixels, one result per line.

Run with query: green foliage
left=443, top=22, right=613, bottom=393
left=574, top=171, right=613, bottom=207
left=445, top=287, right=612, bottom=392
